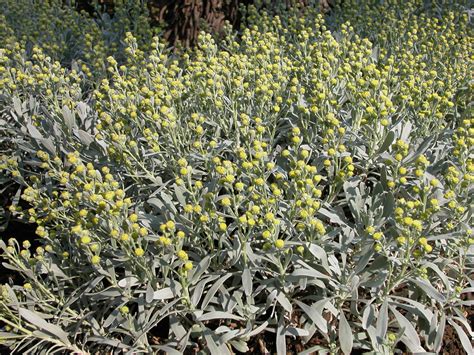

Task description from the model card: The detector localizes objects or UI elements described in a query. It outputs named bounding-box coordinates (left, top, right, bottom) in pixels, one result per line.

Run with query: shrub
left=0, top=0, right=473, bottom=353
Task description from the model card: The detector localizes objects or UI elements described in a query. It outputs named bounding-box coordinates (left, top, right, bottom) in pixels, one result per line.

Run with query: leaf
left=433, top=312, right=445, bottom=352
left=353, top=249, right=373, bottom=275
left=276, top=316, right=286, bottom=355
left=382, top=192, right=395, bottom=217
left=13, top=97, right=23, bottom=117
left=191, top=277, right=210, bottom=306
left=344, top=178, right=363, bottom=221
left=76, top=129, right=94, bottom=146
left=176, top=328, right=192, bottom=352
left=217, top=327, right=241, bottom=342
left=423, top=262, right=450, bottom=291
left=146, top=283, right=154, bottom=303
left=174, top=184, right=187, bottom=206
left=452, top=316, right=473, bottom=337
left=298, top=345, right=330, bottom=354
left=228, top=340, right=249, bottom=353
left=88, top=288, right=121, bottom=299
left=360, top=270, right=388, bottom=288
left=460, top=287, right=474, bottom=294
left=390, top=297, right=434, bottom=324
left=76, top=102, right=88, bottom=121
left=307, top=244, right=330, bottom=271
left=204, top=328, right=231, bottom=355
left=366, top=325, right=379, bottom=351
left=86, top=336, right=128, bottom=349
left=160, top=191, right=178, bottom=213
left=371, top=45, right=379, bottom=61
left=117, top=276, right=139, bottom=288
left=242, top=268, right=252, bottom=297
left=40, top=137, right=56, bottom=154
left=399, top=121, right=413, bottom=142
left=147, top=197, right=164, bottom=210
left=294, top=299, right=327, bottom=333
left=153, top=287, right=174, bottom=300
left=405, top=135, right=435, bottom=164
left=103, top=308, right=120, bottom=328
left=170, top=314, right=187, bottom=340
left=410, top=278, right=446, bottom=303
left=449, top=320, right=474, bottom=354
left=377, top=130, right=395, bottom=154
left=19, top=308, right=70, bottom=345
left=376, top=300, right=388, bottom=343
left=459, top=300, right=474, bottom=306
left=275, top=291, right=292, bottom=313
left=62, top=105, right=75, bottom=130
left=362, top=301, right=375, bottom=330
left=338, top=311, right=353, bottom=355
left=246, top=321, right=269, bottom=338
left=197, top=312, right=244, bottom=322
left=190, top=255, right=212, bottom=285
left=285, top=327, right=309, bottom=337
left=389, top=305, right=423, bottom=352
left=201, top=273, right=232, bottom=309
left=319, top=207, right=348, bottom=226
left=27, top=123, right=43, bottom=139
left=154, top=345, right=182, bottom=355
left=2, top=262, right=30, bottom=274
left=291, top=268, right=329, bottom=280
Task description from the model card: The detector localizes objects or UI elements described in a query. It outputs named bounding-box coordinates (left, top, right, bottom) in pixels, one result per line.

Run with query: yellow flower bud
left=135, top=248, right=145, bottom=257
left=274, top=239, right=285, bottom=249
left=177, top=250, right=188, bottom=260
left=184, top=261, right=193, bottom=271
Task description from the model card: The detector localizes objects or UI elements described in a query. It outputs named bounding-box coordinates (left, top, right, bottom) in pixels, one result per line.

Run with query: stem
left=387, top=246, right=413, bottom=293
left=242, top=240, right=248, bottom=267
left=0, top=316, right=86, bottom=354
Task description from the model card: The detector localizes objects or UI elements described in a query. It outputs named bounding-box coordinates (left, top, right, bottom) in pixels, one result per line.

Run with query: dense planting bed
left=0, top=0, right=473, bottom=353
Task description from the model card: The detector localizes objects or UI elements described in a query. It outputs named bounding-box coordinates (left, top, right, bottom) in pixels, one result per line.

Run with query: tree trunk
left=72, top=0, right=324, bottom=48
left=151, top=0, right=253, bottom=48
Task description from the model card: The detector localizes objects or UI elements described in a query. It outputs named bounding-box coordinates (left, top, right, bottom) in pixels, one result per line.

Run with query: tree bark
left=72, top=0, right=324, bottom=48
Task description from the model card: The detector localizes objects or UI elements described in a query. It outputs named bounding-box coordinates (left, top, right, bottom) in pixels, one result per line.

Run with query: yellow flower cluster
left=4, top=151, right=157, bottom=272
left=0, top=1, right=472, bottom=353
